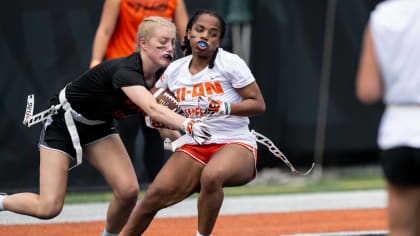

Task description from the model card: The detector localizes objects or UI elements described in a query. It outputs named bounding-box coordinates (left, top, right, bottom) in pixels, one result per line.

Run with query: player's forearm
left=90, top=31, right=111, bottom=67
left=122, top=86, right=187, bottom=130
left=145, top=104, right=186, bottom=130
left=174, top=0, right=188, bottom=41
left=355, top=27, right=383, bottom=105
left=230, top=99, right=266, bottom=117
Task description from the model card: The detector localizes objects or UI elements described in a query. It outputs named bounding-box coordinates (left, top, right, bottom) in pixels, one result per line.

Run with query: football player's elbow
left=255, top=101, right=266, bottom=115
left=356, top=89, right=381, bottom=105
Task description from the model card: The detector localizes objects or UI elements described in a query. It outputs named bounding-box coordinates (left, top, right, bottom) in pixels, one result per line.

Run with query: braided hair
left=181, top=9, right=226, bottom=69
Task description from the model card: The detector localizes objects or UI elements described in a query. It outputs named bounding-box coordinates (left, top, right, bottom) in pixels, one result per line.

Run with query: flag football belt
left=164, top=126, right=250, bottom=152
left=23, top=87, right=106, bottom=169
left=164, top=127, right=315, bottom=175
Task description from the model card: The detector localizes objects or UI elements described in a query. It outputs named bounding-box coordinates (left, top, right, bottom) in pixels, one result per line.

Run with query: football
left=150, top=87, right=179, bottom=111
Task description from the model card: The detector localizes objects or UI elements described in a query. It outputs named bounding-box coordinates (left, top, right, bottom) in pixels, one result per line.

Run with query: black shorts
left=380, top=147, right=420, bottom=186
left=39, top=110, right=118, bottom=165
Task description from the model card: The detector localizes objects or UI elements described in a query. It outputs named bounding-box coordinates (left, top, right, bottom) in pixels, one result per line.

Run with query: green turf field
left=64, top=168, right=385, bottom=204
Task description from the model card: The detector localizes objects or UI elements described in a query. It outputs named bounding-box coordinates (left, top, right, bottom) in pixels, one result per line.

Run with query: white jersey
left=156, top=48, right=257, bottom=148
left=369, top=0, right=420, bottom=149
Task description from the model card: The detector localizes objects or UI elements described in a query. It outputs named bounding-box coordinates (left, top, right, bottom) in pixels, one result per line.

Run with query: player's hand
left=198, top=96, right=231, bottom=116
left=159, top=128, right=181, bottom=141
left=175, top=107, right=186, bottom=116
left=182, top=118, right=211, bottom=145
left=145, top=116, right=167, bottom=129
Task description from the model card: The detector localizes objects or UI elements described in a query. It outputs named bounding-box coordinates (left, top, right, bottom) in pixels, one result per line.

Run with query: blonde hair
left=136, top=16, right=176, bottom=52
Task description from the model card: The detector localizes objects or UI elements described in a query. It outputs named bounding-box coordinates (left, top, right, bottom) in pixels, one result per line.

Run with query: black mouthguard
left=163, top=54, right=173, bottom=61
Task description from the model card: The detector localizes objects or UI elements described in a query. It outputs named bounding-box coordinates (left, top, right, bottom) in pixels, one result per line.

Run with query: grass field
left=64, top=166, right=385, bottom=204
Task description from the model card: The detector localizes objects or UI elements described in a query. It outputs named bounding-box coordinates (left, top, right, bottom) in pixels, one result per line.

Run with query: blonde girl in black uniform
left=0, top=16, right=209, bottom=236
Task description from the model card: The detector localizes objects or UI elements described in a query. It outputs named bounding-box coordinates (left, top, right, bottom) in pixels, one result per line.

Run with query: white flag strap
left=251, top=130, right=315, bottom=175
left=164, top=135, right=192, bottom=152
left=23, top=87, right=108, bottom=170
left=163, top=126, right=251, bottom=152
left=163, top=127, right=315, bottom=175
left=23, top=94, right=34, bottom=124
left=23, top=95, right=61, bottom=128
left=58, top=88, right=83, bottom=169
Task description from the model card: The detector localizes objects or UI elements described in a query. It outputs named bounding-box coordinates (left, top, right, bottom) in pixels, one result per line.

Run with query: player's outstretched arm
left=122, top=86, right=211, bottom=144
left=122, top=85, right=185, bottom=129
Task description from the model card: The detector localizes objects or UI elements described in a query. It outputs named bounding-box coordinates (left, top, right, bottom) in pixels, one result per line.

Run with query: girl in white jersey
left=356, top=1, right=420, bottom=235
left=124, top=9, right=266, bottom=236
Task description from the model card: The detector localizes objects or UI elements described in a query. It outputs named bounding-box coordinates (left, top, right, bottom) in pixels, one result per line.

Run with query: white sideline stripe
left=285, top=230, right=388, bottom=236
left=0, top=190, right=386, bottom=225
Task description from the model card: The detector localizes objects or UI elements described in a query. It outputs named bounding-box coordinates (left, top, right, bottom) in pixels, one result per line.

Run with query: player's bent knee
left=113, top=183, right=139, bottom=203
left=200, top=172, right=223, bottom=193
left=143, top=184, right=182, bottom=209
left=38, top=202, right=64, bottom=219
left=144, top=185, right=169, bottom=202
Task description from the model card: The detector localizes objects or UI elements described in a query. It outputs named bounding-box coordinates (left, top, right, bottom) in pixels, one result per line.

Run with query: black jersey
left=63, top=53, right=162, bottom=121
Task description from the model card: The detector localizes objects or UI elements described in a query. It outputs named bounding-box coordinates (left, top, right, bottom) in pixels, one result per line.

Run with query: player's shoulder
left=214, top=48, right=248, bottom=72
left=166, top=55, right=191, bottom=73
left=372, top=0, right=419, bottom=20
left=158, top=55, right=190, bottom=85
left=371, top=1, right=394, bottom=19
left=216, top=48, right=242, bottom=63
left=371, top=0, right=420, bottom=31
left=107, top=53, right=140, bottom=74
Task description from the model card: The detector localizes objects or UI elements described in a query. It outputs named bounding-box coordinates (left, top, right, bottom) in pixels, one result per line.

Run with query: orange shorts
left=176, top=142, right=258, bottom=177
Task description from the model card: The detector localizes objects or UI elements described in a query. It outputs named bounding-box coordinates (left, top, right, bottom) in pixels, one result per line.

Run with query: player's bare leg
left=84, top=135, right=139, bottom=235
left=197, top=144, right=255, bottom=236
left=123, top=152, right=203, bottom=236
left=2, top=147, right=70, bottom=218
left=387, top=182, right=420, bottom=236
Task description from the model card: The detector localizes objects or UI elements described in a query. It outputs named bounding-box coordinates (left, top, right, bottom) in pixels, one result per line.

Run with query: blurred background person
left=356, top=0, right=420, bottom=235
left=90, top=0, right=188, bottom=186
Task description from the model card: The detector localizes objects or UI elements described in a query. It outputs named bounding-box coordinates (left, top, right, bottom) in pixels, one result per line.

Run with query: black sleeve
left=112, top=70, right=145, bottom=89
